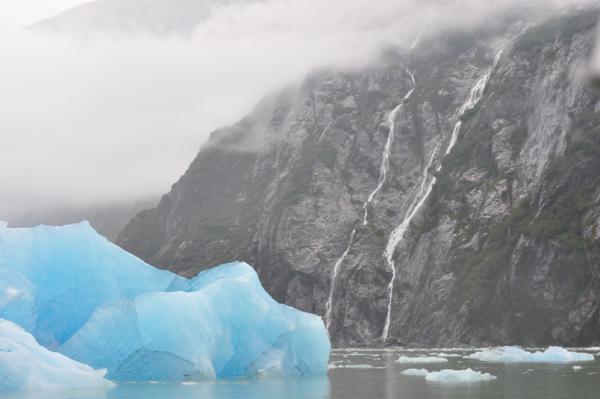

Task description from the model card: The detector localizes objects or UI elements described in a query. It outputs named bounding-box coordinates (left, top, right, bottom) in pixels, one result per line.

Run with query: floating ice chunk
left=573, top=365, right=583, bottom=371
left=396, top=356, right=449, bottom=364
left=0, top=319, right=113, bottom=391
left=425, top=368, right=497, bottom=383
left=0, top=223, right=330, bottom=381
left=434, top=352, right=462, bottom=358
left=402, top=368, right=429, bottom=376
left=401, top=367, right=496, bottom=382
left=468, top=346, right=595, bottom=363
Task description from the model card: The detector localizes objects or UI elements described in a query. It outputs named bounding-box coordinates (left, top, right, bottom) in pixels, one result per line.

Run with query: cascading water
left=324, top=229, right=356, bottom=331
left=380, top=51, right=502, bottom=340
left=362, top=70, right=416, bottom=225
left=324, top=68, right=416, bottom=331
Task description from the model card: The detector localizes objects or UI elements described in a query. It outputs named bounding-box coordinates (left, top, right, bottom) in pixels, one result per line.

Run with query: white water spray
left=380, top=51, right=502, bottom=340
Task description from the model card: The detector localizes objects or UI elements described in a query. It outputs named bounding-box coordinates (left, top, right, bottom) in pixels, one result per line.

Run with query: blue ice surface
left=0, top=222, right=330, bottom=382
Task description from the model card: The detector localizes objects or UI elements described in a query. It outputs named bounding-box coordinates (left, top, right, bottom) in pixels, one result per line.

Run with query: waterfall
left=325, top=68, right=416, bottom=331
left=380, top=51, right=502, bottom=340
left=324, top=229, right=356, bottom=331
left=362, top=70, right=416, bottom=225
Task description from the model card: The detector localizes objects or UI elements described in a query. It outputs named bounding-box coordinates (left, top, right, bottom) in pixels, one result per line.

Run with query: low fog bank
left=0, top=0, right=593, bottom=220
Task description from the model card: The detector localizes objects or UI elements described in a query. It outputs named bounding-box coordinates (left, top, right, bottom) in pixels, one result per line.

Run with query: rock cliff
left=119, top=9, right=600, bottom=347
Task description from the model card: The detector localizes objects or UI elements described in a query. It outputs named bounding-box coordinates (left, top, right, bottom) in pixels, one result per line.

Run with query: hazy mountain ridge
left=117, top=8, right=600, bottom=347
left=7, top=198, right=157, bottom=241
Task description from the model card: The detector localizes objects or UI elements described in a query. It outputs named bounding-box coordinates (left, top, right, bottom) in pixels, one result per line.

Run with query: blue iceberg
left=0, top=222, right=330, bottom=385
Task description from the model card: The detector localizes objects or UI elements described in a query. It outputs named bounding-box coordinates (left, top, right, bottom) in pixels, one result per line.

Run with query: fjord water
left=5, top=348, right=600, bottom=399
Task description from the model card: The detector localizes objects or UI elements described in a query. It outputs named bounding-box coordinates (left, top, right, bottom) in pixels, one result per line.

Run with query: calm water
left=5, top=348, right=600, bottom=399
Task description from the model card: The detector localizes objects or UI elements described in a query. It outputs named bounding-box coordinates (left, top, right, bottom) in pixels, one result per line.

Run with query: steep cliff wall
left=119, top=9, right=600, bottom=347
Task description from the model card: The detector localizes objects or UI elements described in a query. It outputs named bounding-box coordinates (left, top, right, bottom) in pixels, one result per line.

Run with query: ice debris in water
left=0, top=319, right=114, bottom=391
left=396, top=356, right=448, bottom=364
left=433, top=352, right=462, bottom=358
left=401, top=367, right=496, bottom=382
left=425, top=368, right=496, bottom=383
left=0, top=222, right=330, bottom=383
left=467, top=346, right=595, bottom=363
left=402, top=368, right=430, bottom=376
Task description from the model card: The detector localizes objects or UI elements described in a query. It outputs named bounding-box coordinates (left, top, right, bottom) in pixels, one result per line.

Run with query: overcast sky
left=0, top=0, right=593, bottom=220
left=0, top=0, right=83, bottom=28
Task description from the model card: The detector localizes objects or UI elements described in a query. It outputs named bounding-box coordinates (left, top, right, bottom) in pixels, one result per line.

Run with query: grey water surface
left=6, top=348, right=600, bottom=399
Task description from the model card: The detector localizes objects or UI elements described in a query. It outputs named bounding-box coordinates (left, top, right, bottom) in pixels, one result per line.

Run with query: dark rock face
left=119, top=9, right=600, bottom=347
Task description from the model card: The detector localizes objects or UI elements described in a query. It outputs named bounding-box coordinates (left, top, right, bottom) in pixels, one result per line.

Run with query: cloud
left=0, top=0, right=592, bottom=220
left=0, top=0, right=84, bottom=28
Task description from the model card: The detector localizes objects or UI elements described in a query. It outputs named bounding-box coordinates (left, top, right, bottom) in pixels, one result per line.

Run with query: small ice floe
left=426, top=369, right=497, bottom=383
left=182, top=381, right=199, bottom=385
left=573, top=365, right=583, bottom=371
left=344, top=364, right=374, bottom=369
left=570, top=347, right=600, bottom=351
left=522, top=368, right=535, bottom=375
left=467, top=346, right=595, bottom=363
left=402, top=368, right=429, bottom=376
left=401, top=368, right=496, bottom=382
left=435, top=352, right=462, bottom=358
left=396, top=356, right=449, bottom=364
left=330, top=364, right=374, bottom=369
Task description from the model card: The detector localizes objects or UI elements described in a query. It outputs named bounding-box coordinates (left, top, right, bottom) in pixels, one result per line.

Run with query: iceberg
left=467, top=346, right=595, bottom=363
left=396, top=356, right=448, bottom=364
left=0, top=222, right=330, bottom=383
left=0, top=319, right=114, bottom=391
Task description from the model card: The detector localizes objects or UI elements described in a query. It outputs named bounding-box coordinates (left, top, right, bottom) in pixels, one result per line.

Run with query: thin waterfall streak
left=380, top=51, right=502, bottom=340
left=381, top=149, right=437, bottom=339
left=362, top=69, right=416, bottom=225
left=410, top=33, right=421, bottom=51
left=362, top=103, right=403, bottom=225
left=324, top=229, right=356, bottom=331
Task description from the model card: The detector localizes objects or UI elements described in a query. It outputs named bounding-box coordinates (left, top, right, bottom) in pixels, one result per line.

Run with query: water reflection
left=3, top=376, right=330, bottom=399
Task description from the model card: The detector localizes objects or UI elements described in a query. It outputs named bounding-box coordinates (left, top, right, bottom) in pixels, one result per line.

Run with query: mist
left=0, top=0, right=592, bottom=220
